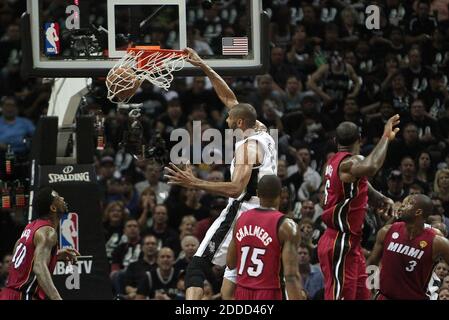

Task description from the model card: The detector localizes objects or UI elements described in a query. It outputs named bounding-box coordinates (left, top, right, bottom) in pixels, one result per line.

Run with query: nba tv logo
left=60, top=212, right=79, bottom=251
left=44, top=22, right=60, bottom=55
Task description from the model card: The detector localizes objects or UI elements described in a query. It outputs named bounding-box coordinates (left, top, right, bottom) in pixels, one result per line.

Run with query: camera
left=118, top=104, right=168, bottom=164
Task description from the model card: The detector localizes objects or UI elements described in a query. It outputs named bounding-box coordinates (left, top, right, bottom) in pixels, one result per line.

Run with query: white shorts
left=194, top=196, right=259, bottom=266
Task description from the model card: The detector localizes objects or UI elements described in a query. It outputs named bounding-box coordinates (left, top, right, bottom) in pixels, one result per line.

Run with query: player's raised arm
left=279, top=218, right=306, bottom=300
left=184, top=47, right=239, bottom=109
left=366, top=225, right=391, bottom=266
left=340, top=115, right=400, bottom=179
left=184, top=48, right=266, bottom=132
left=33, top=227, right=62, bottom=300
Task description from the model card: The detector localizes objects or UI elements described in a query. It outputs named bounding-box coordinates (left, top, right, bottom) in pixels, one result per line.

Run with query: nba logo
left=60, top=212, right=79, bottom=251
left=44, top=22, right=60, bottom=55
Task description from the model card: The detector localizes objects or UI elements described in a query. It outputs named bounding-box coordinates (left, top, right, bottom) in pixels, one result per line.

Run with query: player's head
left=257, top=174, right=282, bottom=209
left=335, top=121, right=361, bottom=152
left=226, top=103, right=257, bottom=130
left=398, top=194, right=433, bottom=223
left=35, top=187, right=67, bottom=219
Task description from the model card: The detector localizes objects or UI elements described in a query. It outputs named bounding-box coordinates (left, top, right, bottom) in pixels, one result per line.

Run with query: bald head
left=413, top=194, right=434, bottom=219
left=257, top=175, right=282, bottom=201
left=336, top=121, right=360, bottom=147
left=229, top=103, right=257, bottom=128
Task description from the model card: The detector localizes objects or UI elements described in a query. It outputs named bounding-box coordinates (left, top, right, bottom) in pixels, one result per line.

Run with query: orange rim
left=127, top=46, right=186, bottom=55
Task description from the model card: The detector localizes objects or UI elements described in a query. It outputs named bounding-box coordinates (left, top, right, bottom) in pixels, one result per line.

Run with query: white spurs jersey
left=230, top=130, right=277, bottom=201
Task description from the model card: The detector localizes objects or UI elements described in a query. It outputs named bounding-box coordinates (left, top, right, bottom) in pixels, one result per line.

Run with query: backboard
left=21, top=0, right=269, bottom=78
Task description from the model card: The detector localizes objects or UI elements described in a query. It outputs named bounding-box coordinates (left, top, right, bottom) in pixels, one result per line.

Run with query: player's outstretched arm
left=340, top=115, right=400, bottom=179
left=165, top=141, right=259, bottom=198
left=33, top=227, right=62, bottom=300
left=279, top=218, right=306, bottom=300
left=184, top=47, right=239, bottom=109
left=432, top=235, right=449, bottom=263
left=366, top=225, right=391, bottom=266
left=184, top=48, right=267, bottom=132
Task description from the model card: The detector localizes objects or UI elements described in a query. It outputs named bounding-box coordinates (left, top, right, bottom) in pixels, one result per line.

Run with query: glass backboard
left=21, top=0, right=269, bottom=77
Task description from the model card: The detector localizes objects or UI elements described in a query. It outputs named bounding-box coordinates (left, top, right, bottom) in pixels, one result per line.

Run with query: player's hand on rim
left=164, top=161, right=196, bottom=187
left=383, top=114, right=400, bottom=141
left=184, top=47, right=204, bottom=67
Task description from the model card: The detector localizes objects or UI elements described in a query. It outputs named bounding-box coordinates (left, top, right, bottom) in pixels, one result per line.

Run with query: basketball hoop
left=106, top=46, right=187, bottom=103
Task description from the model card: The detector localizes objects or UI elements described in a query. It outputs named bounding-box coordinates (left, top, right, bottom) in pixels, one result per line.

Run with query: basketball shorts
left=0, top=288, right=23, bottom=300
left=194, top=196, right=259, bottom=266
left=317, top=228, right=370, bottom=300
left=235, top=286, right=282, bottom=300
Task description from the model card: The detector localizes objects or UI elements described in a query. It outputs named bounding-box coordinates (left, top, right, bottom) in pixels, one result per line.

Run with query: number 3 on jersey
left=238, top=246, right=266, bottom=277
left=406, top=260, right=417, bottom=272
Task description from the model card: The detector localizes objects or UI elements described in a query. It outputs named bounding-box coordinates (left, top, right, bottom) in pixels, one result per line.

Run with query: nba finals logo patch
left=60, top=212, right=79, bottom=251
left=420, top=240, right=427, bottom=248
left=44, top=22, right=60, bottom=56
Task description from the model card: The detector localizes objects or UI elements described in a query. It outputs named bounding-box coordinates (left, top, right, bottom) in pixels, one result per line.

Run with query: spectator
left=416, top=151, right=436, bottom=187
left=401, top=48, right=433, bottom=94
left=387, top=123, right=423, bottom=168
left=155, top=98, right=187, bottom=148
left=110, top=218, right=141, bottom=296
left=307, top=51, right=361, bottom=115
left=103, top=201, right=128, bottom=263
left=136, top=187, right=157, bottom=229
left=399, top=156, right=429, bottom=192
left=383, top=72, right=414, bottom=115
left=406, top=0, right=438, bottom=45
left=405, top=99, right=442, bottom=145
left=107, top=175, right=140, bottom=217
left=174, top=235, right=199, bottom=272
left=142, top=204, right=179, bottom=251
left=98, top=156, right=119, bottom=204
left=434, top=169, right=449, bottom=214
left=277, top=188, right=293, bottom=219
left=247, top=74, right=284, bottom=115
left=0, top=96, right=35, bottom=155
left=269, top=46, right=298, bottom=90
left=123, top=235, right=159, bottom=300
left=134, top=162, right=170, bottom=203
left=136, top=247, right=181, bottom=300
left=287, top=146, right=321, bottom=201
left=438, top=287, right=449, bottom=300
left=383, top=170, right=407, bottom=202
left=282, top=75, right=306, bottom=113
left=286, top=25, right=315, bottom=78
left=298, top=242, right=324, bottom=300
left=435, top=261, right=449, bottom=281
left=0, top=253, right=12, bottom=289
left=296, top=199, right=326, bottom=245
left=419, top=71, right=449, bottom=119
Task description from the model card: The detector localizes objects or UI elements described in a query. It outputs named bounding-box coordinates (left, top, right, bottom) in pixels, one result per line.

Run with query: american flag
left=222, top=37, right=249, bottom=55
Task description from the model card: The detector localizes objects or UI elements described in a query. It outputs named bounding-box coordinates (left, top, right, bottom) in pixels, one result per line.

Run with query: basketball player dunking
left=164, top=48, right=277, bottom=300
left=318, top=116, right=400, bottom=300
left=367, top=194, right=449, bottom=300
left=226, top=175, right=306, bottom=300
left=0, top=187, right=79, bottom=300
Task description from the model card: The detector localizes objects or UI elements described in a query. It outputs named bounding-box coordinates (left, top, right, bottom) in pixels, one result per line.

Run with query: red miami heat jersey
left=235, top=208, right=284, bottom=290
left=379, top=222, right=436, bottom=300
left=321, top=152, right=368, bottom=237
left=5, top=219, right=58, bottom=300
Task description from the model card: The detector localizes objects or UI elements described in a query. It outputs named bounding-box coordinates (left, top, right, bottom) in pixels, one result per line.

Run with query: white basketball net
left=106, top=49, right=187, bottom=103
